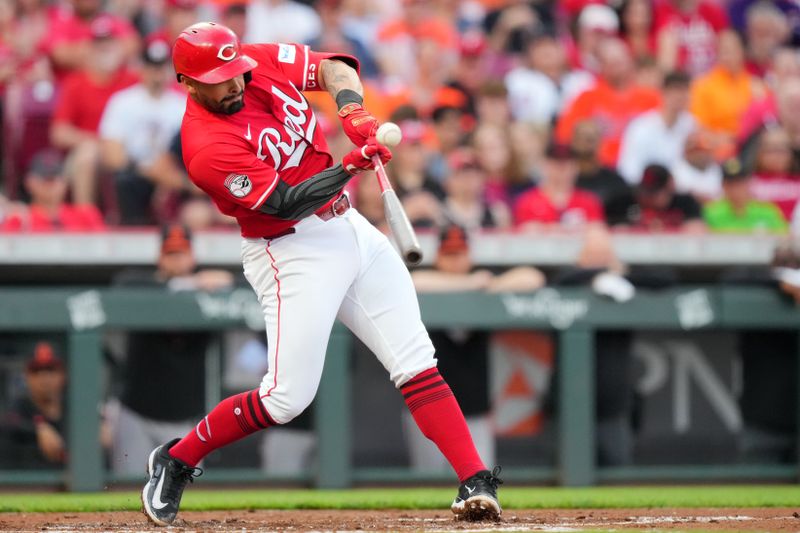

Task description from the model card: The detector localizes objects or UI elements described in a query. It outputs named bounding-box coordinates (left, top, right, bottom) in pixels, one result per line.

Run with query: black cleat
left=451, top=466, right=503, bottom=521
left=141, top=438, right=202, bottom=526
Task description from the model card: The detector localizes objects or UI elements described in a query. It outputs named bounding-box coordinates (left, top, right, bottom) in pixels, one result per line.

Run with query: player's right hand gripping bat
left=372, top=122, right=423, bottom=266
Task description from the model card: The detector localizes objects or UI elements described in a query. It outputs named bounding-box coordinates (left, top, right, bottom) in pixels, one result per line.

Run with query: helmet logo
left=217, top=44, right=236, bottom=61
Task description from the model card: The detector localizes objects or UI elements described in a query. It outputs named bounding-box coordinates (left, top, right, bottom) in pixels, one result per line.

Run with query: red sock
left=169, top=388, right=274, bottom=466
left=401, top=368, right=487, bottom=482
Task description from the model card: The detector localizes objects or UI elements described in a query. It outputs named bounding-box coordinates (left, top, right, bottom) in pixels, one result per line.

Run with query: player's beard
left=206, top=91, right=245, bottom=115
left=221, top=98, right=245, bottom=115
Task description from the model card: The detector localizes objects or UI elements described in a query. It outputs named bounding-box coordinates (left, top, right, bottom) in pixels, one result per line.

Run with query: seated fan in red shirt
left=0, top=149, right=105, bottom=231
left=513, top=142, right=605, bottom=231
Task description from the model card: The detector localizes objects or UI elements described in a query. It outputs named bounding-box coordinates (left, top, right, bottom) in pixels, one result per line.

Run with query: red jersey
left=653, top=0, right=728, bottom=75
left=52, top=68, right=139, bottom=133
left=43, top=11, right=135, bottom=51
left=513, top=188, right=605, bottom=227
left=1, top=204, right=105, bottom=231
left=750, top=172, right=800, bottom=219
left=180, top=43, right=358, bottom=238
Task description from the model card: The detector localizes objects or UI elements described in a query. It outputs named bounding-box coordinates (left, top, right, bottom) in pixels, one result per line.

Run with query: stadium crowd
left=0, top=0, right=797, bottom=235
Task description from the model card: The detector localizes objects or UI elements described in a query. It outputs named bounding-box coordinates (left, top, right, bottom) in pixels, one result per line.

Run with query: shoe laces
left=165, top=462, right=203, bottom=501
left=477, top=466, right=504, bottom=489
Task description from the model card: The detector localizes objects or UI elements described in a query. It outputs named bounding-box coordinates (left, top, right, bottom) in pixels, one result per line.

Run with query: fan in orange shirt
left=555, top=37, right=661, bottom=167
left=690, top=30, right=764, bottom=160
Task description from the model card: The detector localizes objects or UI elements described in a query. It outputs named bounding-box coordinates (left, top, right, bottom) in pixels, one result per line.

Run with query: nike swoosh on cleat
left=151, top=473, right=169, bottom=510
left=465, top=485, right=476, bottom=495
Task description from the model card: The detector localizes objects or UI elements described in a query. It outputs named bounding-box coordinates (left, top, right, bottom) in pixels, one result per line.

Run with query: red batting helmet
left=172, top=22, right=257, bottom=84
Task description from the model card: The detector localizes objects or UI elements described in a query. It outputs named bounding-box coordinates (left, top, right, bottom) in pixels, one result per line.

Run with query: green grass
left=0, top=486, right=799, bottom=513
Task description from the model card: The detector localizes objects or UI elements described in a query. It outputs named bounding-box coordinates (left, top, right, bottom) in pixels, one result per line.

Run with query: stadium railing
left=0, top=231, right=781, bottom=266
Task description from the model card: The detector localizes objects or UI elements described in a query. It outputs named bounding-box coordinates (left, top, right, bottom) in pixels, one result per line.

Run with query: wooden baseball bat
left=372, top=155, right=423, bottom=266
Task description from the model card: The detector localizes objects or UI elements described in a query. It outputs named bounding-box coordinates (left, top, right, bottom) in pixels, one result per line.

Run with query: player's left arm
left=319, top=58, right=380, bottom=147
left=243, top=43, right=378, bottom=146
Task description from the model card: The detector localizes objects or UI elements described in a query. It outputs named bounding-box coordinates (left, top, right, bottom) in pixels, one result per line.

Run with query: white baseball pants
left=241, top=208, right=436, bottom=425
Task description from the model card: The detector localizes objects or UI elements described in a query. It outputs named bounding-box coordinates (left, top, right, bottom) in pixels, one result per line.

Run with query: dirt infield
left=1, top=508, right=799, bottom=532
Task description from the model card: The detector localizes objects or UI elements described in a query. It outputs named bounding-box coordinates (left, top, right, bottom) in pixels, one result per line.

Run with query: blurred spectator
left=514, top=142, right=605, bottom=230
left=555, top=37, right=661, bottom=167
left=689, top=30, right=761, bottom=159
left=221, top=3, right=248, bottom=41
left=390, top=118, right=444, bottom=228
left=374, top=0, right=457, bottom=86
left=616, top=0, right=657, bottom=63
left=704, top=158, right=788, bottom=233
left=617, top=71, right=695, bottom=185
left=442, top=148, right=510, bottom=229
left=742, top=1, right=791, bottom=78
left=473, top=122, right=534, bottom=208
left=572, top=120, right=633, bottom=216
left=749, top=127, right=800, bottom=220
left=772, top=240, right=800, bottom=301
left=633, top=56, right=665, bottom=90
left=568, top=3, right=620, bottom=73
left=45, top=0, right=138, bottom=76
left=0, top=149, right=105, bottom=231
left=483, top=0, right=543, bottom=60
left=607, top=163, right=706, bottom=232
left=509, top=121, right=547, bottom=180
left=330, top=0, right=386, bottom=80
left=405, top=24, right=463, bottom=115
left=309, top=2, right=355, bottom=64
left=4, top=0, right=53, bottom=82
left=98, top=38, right=185, bottom=225
left=792, top=202, right=800, bottom=235
left=144, top=132, right=191, bottom=210
left=245, top=0, right=321, bottom=44
left=733, top=0, right=800, bottom=45
left=654, top=0, right=729, bottom=76
left=443, top=31, right=491, bottom=115
left=408, top=224, right=544, bottom=473
left=739, top=78, right=800, bottom=174
left=49, top=20, right=139, bottom=208
left=474, top=80, right=511, bottom=129
left=109, top=224, right=234, bottom=474
left=1, top=342, right=67, bottom=469
left=737, top=49, right=800, bottom=145
left=426, top=105, right=467, bottom=182
left=147, top=0, right=199, bottom=44
left=178, top=196, right=223, bottom=231
left=505, top=30, right=594, bottom=127
left=145, top=130, right=237, bottom=230
left=670, top=129, right=723, bottom=201
left=352, top=170, right=388, bottom=233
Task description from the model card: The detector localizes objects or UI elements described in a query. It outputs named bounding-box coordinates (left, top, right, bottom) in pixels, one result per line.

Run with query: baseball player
left=141, top=22, right=502, bottom=526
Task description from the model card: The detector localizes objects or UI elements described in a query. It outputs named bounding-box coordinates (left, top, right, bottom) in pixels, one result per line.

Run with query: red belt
left=262, top=195, right=350, bottom=240
left=316, top=194, right=351, bottom=221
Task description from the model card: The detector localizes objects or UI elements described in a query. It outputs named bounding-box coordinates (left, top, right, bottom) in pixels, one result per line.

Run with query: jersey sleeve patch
left=224, top=173, right=253, bottom=198
left=278, top=43, right=296, bottom=64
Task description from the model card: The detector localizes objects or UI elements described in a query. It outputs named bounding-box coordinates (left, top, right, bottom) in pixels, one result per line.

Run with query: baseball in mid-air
left=376, top=122, right=403, bottom=147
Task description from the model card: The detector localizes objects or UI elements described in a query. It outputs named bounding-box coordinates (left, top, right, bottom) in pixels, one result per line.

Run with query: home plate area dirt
left=1, top=508, right=799, bottom=532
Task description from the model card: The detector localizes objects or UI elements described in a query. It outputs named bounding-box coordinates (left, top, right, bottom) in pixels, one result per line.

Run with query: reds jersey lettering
left=307, top=64, right=317, bottom=89
left=256, top=85, right=317, bottom=171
